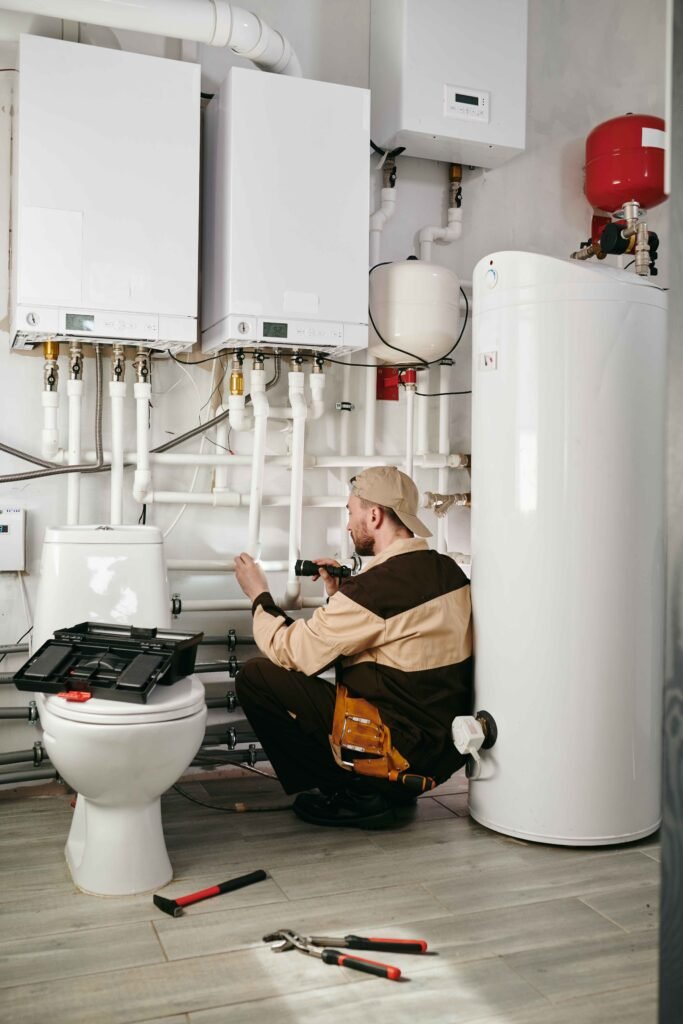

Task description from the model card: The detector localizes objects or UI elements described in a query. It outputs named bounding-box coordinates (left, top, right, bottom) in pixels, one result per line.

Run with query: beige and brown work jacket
left=252, top=537, right=474, bottom=781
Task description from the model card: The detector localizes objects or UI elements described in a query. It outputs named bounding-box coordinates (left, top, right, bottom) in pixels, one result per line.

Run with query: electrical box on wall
left=201, top=68, right=370, bottom=355
left=370, top=0, right=528, bottom=168
left=0, top=508, right=26, bottom=572
left=10, top=35, right=200, bottom=351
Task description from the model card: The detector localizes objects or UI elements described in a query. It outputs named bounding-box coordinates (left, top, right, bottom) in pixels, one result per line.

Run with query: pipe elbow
left=281, top=582, right=303, bottom=609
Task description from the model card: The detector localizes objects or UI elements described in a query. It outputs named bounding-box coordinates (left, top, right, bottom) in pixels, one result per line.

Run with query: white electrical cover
left=11, top=35, right=200, bottom=351
left=202, top=68, right=369, bottom=354
left=370, top=0, right=527, bottom=168
left=0, top=508, right=26, bottom=572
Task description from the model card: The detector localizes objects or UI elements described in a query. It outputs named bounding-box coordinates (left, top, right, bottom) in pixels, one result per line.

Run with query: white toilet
left=32, top=525, right=207, bottom=897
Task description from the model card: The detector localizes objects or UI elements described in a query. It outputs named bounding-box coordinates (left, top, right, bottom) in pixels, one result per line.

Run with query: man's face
left=346, top=493, right=375, bottom=556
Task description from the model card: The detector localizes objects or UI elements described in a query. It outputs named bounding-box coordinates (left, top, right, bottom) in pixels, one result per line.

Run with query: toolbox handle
left=130, top=626, right=158, bottom=639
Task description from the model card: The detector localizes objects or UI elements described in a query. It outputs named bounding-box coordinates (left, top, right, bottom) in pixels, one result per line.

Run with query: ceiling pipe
left=1, top=1, right=302, bottom=76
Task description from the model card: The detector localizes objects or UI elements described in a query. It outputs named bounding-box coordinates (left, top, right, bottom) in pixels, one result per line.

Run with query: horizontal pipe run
left=195, top=662, right=241, bottom=673
left=0, top=769, right=59, bottom=786
left=0, top=644, right=29, bottom=655
left=0, top=675, right=18, bottom=683
left=201, top=635, right=254, bottom=645
left=179, top=597, right=326, bottom=613
left=0, top=749, right=43, bottom=766
left=0, top=708, right=35, bottom=720
left=168, top=560, right=289, bottom=573
left=74, top=450, right=468, bottom=470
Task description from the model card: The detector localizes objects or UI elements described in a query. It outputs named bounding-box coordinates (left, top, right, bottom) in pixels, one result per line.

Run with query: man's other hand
left=312, top=558, right=343, bottom=598
left=235, top=553, right=270, bottom=602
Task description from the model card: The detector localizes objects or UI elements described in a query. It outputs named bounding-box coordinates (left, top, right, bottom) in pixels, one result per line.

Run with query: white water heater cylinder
left=469, top=251, right=666, bottom=845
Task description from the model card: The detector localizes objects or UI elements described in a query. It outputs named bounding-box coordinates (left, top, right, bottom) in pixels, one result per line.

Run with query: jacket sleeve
left=252, top=590, right=385, bottom=676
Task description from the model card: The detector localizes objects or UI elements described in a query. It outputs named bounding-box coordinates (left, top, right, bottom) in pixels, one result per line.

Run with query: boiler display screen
left=263, top=322, right=288, bottom=339
left=66, top=314, right=95, bottom=332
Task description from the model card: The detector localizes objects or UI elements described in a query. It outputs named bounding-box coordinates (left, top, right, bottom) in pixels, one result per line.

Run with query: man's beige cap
left=351, top=466, right=432, bottom=538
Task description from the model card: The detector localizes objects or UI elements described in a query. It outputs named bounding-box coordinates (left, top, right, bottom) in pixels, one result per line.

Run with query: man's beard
left=352, top=527, right=375, bottom=557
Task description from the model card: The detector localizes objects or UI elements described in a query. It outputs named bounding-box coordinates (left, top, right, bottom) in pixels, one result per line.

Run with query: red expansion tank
left=584, top=113, right=666, bottom=212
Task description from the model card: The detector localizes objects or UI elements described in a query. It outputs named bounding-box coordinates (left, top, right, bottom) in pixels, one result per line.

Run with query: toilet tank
left=469, top=251, right=666, bottom=845
left=33, top=526, right=171, bottom=650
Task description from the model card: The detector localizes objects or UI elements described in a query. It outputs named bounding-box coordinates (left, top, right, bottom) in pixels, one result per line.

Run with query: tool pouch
left=329, top=684, right=436, bottom=794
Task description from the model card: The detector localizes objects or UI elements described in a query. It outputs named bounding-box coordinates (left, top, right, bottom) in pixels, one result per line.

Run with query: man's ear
left=370, top=504, right=383, bottom=529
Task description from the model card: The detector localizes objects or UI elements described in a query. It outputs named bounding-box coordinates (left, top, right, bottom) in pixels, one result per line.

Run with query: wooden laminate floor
left=0, top=770, right=660, bottom=1024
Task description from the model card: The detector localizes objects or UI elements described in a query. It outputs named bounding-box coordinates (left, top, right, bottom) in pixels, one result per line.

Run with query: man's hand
left=311, top=557, right=343, bottom=598
left=234, top=553, right=270, bottom=602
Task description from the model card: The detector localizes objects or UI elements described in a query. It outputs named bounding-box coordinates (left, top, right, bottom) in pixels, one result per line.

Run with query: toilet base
left=66, top=794, right=173, bottom=896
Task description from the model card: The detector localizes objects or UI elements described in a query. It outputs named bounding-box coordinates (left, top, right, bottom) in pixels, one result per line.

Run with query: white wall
left=0, top=0, right=669, bottom=757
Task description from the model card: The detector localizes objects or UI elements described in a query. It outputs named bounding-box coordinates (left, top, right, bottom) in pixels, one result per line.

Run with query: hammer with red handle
left=153, top=869, right=267, bottom=917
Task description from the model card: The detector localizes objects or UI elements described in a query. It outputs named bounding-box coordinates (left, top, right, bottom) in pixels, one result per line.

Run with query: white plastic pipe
left=363, top=355, right=378, bottom=457
left=41, top=390, right=59, bottom=460
left=339, top=359, right=352, bottom=560
left=109, top=380, right=127, bottom=525
left=284, top=371, right=307, bottom=606
left=308, top=371, right=326, bottom=421
left=74, top=449, right=468, bottom=470
left=437, top=361, right=451, bottom=553
left=227, top=395, right=252, bottom=432
left=66, top=379, right=84, bottom=525
left=180, top=596, right=325, bottom=613
left=213, top=418, right=231, bottom=491
left=405, top=387, right=416, bottom=479
left=416, top=367, right=430, bottom=455
left=369, top=187, right=397, bottom=267
left=247, top=367, right=269, bottom=557
left=132, top=381, right=152, bottom=504
left=419, top=207, right=463, bottom=263
left=167, top=559, right=289, bottom=572
left=4, top=1, right=302, bottom=75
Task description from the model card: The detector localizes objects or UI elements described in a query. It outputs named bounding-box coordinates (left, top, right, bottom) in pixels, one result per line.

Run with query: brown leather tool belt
left=329, top=684, right=436, bottom=794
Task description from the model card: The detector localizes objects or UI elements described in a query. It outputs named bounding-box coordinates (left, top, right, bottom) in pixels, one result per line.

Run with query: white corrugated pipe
left=247, top=365, right=269, bottom=557
left=419, top=207, right=463, bottom=263
left=109, top=379, right=127, bottom=525
left=66, top=378, right=84, bottom=525
left=283, top=369, right=307, bottom=607
left=132, top=381, right=152, bottom=504
left=4, top=2, right=302, bottom=75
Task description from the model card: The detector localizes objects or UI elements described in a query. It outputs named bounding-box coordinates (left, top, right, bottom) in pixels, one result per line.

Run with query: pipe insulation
left=2, top=1, right=302, bottom=75
left=0, top=769, right=59, bottom=786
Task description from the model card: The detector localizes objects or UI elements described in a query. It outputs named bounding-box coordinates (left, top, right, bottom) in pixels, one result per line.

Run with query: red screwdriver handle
left=321, top=948, right=401, bottom=981
left=344, top=934, right=428, bottom=954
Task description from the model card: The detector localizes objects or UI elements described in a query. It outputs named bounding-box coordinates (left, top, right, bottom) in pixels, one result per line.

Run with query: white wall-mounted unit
left=10, top=34, right=200, bottom=351
left=469, top=251, right=666, bottom=845
left=201, top=68, right=369, bottom=355
left=370, top=0, right=527, bottom=168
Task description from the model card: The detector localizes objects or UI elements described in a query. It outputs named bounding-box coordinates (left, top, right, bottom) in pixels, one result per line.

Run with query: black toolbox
left=13, top=622, right=204, bottom=704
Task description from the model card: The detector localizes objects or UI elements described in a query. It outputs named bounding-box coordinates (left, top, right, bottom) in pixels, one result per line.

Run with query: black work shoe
left=292, top=787, right=409, bottom=830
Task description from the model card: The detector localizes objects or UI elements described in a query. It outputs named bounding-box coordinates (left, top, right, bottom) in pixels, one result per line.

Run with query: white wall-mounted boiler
left=370, top=0, right=527, bottom=168
left=10, top=34, right=200, bottom=351
left=201, top=68, right=370, bottom=355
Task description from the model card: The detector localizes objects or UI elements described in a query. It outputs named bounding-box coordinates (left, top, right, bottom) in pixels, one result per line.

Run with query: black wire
left=415, top=389, right=472, bottom=397
left=625, top=259, right=636, bottom=269
left=172, top=783, right=292, bottom=814
left=0, top=625, right=33, bottom=667
left=138, top=504, right=147, bottom=524
left=168, top=351, right=227, bottom=367
left=368, top=262, right=430, bottom=367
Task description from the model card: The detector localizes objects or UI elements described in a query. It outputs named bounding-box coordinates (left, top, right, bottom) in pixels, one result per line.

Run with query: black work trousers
left=234, top=657, right=351, bottom=795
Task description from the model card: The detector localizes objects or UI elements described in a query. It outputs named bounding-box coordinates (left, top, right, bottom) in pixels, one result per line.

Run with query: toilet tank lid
left=43, top=525, right=165, bottom=545
left=42, top=674, right=205, bottom=724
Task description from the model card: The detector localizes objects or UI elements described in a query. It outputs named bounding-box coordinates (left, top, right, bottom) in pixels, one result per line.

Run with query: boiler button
left=486, top=268, right=498, bottom=288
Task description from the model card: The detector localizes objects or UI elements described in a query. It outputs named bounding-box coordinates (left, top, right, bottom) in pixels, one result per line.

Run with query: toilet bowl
left=32, top=525, right=207, bottom=896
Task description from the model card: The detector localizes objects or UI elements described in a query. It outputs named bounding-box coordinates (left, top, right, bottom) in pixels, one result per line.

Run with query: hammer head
left=153, top=894, right=182, bottom=918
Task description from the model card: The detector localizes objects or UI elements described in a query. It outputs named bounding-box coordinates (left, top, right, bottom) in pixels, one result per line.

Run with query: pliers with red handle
left=263, top=929, right=429, bottom=981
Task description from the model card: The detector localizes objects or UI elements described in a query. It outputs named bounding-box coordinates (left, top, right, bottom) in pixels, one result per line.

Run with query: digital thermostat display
left=66, top=313, right=95, bottom=332
left=0, top=525, right=8, bottom=533
left=455, top=93, right=479, bottom=106
left=263, top=322, right=288, bottom=339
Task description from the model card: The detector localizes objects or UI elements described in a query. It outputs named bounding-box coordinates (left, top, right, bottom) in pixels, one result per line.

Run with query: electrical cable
left=172, top=783, right=293, bottom=814
left=625, top=259, right=636, bottom=269
left=415, top=389, right=472, bottom=397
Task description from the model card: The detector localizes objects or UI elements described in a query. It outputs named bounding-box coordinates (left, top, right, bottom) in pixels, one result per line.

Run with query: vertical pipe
left=109, top=346, right=126, bottom=526
left=339, top=359, right=352, bottom=560
left=416, top=365, right=430, bottom=455
left=284, top=366, right=307, bottom=605
left=437, top=361, right=451, bottom=553
left=66, top=341, right=84, bottom=525
left=363, top=355, right=377, bottom=456
left=404, top=385, right=415, bottom=479
left=247, top=360, right=269, bottom=558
